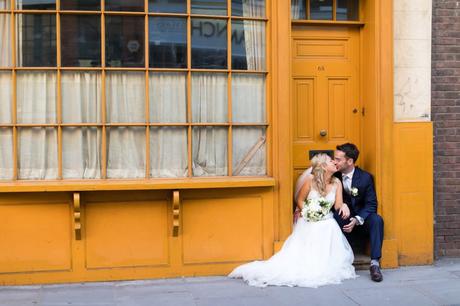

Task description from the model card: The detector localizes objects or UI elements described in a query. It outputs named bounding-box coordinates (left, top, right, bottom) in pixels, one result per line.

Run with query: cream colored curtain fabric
left=62, top=72, right=102, bottom=179
left=0, top=72, right=13, bottom=179
left=0, top=14, right=11, bottom=67
left=150, top=73, right=188, bottom=177
left=106, top=72, right=146, bottom=178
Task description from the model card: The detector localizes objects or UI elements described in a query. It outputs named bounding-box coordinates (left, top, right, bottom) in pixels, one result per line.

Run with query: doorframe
left=273, top=0, right=397, bottom=267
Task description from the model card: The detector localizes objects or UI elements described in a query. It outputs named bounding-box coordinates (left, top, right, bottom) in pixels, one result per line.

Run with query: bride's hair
left=311, top=153, right=334, bottom=196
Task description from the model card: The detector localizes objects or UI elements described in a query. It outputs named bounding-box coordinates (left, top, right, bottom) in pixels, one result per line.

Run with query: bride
left=229, top=153, right=357, bottom=288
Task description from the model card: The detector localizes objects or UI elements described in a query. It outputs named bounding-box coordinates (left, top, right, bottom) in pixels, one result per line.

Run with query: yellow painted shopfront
left=0, top=0, right=433, bottom=285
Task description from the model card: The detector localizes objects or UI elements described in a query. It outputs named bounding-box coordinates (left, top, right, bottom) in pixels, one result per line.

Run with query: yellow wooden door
left=291, top=26, right=361, bottom=180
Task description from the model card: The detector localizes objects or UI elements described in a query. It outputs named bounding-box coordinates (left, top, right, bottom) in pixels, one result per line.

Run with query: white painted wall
left=394, top=0, right=432, bottom=122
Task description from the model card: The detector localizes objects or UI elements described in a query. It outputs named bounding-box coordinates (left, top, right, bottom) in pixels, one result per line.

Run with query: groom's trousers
left=333, top=212, right=384, bottom=260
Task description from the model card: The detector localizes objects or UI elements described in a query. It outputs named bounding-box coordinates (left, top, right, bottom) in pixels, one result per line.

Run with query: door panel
left=292, top=26, right=360, bottom=177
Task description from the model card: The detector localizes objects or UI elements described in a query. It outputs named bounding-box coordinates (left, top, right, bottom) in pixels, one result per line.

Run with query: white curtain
left=0, top=128, right=13, bottom=179
left=106, top=72, right=146, bottom=178
left=191, top=73, right=228, bottom=176
left=193, top=127, right=227, bottom=176
left=17, top=71, right=56, bottom=123
left=241, top=0, right=265, bottom=17
left=150, top=73, right=188, bottom=177
left=233, top=127, right=266, bottom=176
left=232, top=74, right=265, bottom=123
left=62, top=72, right=102, bottom=179
left=242, top=20, right=265, bottom=71
left=0, top=0, right=9, bottom=9
left=192, top=73, right=227, bottom=123
left=0, top=13, right=11, bottom=67
left=0, top=71, right=11, bottom=123
left=291, top=0, right=304, bottom=19
left=16, top=72, right=57, bottom=179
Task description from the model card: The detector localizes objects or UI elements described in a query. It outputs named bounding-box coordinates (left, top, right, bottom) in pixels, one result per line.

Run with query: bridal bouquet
left=301, top=197, right=332, bottom=222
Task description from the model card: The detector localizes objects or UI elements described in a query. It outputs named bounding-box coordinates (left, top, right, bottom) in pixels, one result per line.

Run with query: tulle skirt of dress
left=229, top=213, right=357, bottom=288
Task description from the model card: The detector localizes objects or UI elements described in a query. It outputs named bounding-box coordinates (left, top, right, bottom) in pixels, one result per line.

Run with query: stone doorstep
left=353, top=253, right=371, bottom=270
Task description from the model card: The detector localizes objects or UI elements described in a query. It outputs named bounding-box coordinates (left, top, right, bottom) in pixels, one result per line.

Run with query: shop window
left=0, top=0, right=268, bottom=181
left=292, top=0, right=359, bottom=21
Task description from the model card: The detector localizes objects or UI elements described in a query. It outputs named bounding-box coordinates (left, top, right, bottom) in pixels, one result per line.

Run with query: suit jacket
left=334, top=167, right=378, bottom=221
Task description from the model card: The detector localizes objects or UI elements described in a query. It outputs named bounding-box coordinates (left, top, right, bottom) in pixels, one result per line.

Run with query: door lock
left=319, top=130, right=327, bottom=137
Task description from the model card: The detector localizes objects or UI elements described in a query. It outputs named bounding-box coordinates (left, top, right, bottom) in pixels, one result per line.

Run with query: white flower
left=351, top=187, right=358, bottom=197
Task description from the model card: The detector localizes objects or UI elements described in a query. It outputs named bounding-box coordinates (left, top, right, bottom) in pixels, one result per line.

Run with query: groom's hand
left=343, top=218, right=357, bottom=233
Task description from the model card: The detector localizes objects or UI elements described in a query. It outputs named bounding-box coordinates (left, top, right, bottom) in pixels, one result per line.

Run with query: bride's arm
left=334, top=179, right=350, bottom=218
left=296, top=176, right=312, bottom=211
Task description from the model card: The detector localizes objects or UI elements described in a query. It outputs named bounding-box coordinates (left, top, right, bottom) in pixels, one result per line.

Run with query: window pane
left=0, top=0, right=10, bottom=9
left=310, top=0, right=333, bottom=20
left=232, top=74, right=265, bottom=123
left=192, top=127, right=227, bottom=176
left=0, top=72, right=11, bottom=124
left=149, top=17, right=186, bottom=68
left=17, top=71, right=57, bottom=124
left=291, top=0, right=306, bottom=19
left=18, top=127, right=58, bottom=180
left=63, top=127, right=102, bottom=179
left=0, top=14, right=11, bottom=67
left=106, top=16, right=144, bottom=67
left=150, top=72, right=187, bottom=123
left=61, top=0, right=100, bottom=10
left=191, top=18, right=227, bottom=69
left=232, top=20, right=265, bottom=70
left=105, top=0, right=144, bottom=11
left=16, top=14, right=56, bottom=67
left=62, top=72, right=101, bottom=123
left=16, top=0, right=55, bottom=10
left=0, top=128, right=13, bottom=180
left=232, top=0, right=265, bottom=17
left=149, top=0, right=186, bottom=13
left=107, top=127, right=146, bottom=178
left=191, top=0, right=226, bottom=15
left=106, top=72, right=145, bottom=123
left=192, top=73, right=227, bottom=123
left=150, top=127, right=188, bottom=178
left=232, top=126, right=267, bottom=175
left=337, top=0, right=359, bottom=21
left=232, top=127, right=266, bottom=176
left=61, top=15, right=101, bottom=67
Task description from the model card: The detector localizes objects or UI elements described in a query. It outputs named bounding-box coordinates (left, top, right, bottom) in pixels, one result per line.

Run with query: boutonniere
left=351, top=187, right=359, bottom=197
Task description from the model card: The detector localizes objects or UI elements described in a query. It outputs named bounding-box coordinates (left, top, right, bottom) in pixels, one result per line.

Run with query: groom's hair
left=336, top=143, right=359, bottom=163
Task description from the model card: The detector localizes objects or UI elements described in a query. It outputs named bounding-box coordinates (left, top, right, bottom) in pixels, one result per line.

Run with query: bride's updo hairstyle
left=310, top=153, right=332, bottom=197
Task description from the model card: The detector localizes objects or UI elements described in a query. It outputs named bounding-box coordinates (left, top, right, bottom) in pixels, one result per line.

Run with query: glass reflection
left=337, top=0, right=359, bottom=21
left=149, top=0, right=186, bottom=13
left=232, top=20, right=265, bottom=71
left=106, top=16, right=144, bottom=67
left=61, top=0, right=100, bottom=10
left=191, top=18, right=227, bottom=69
left=105, top=0, right=144, bottom=11
left=310, top=0, right=333, bottom=20
left=291, top=0, right=306, bottom=19
left=61, top=15, right=101, bottom=67
left=16, top=0, right=55, bottom=10
left=16, top=14, right=56, bottom=67
left=191, top=0, right=226, bottom=16
left=149, top=17, right=187, bottom=68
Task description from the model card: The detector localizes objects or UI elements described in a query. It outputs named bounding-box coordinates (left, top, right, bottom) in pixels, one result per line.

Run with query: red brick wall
left=432, top=0, right=460, bottom=257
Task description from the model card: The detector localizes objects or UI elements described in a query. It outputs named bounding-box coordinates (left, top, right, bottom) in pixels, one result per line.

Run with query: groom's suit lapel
left=350, top=167, right=361, bottom=208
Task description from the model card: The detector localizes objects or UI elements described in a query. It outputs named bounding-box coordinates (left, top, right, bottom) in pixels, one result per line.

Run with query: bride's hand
left=338, top=204, right=350, bottom=219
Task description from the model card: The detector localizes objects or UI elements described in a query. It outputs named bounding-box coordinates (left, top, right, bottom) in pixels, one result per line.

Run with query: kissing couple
left=229, top=143, right=384, bottom=287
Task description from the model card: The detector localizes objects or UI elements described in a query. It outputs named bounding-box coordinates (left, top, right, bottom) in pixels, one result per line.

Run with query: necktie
left=343, top=175, right=351, bottom=194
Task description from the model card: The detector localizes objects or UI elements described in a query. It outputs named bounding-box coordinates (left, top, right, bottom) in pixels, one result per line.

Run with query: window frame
left=0, top=0, right=272, bottom=184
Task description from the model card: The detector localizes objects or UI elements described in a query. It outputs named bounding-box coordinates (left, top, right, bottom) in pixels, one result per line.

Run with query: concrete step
left=353, top=253, right=370, bottom=270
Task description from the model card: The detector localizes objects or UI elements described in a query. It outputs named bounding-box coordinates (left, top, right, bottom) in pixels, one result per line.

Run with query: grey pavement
left=1, top=258, right=460, bottom=306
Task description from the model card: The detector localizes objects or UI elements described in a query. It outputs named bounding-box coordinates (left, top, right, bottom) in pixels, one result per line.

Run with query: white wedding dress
left=229, top=185, right=356, bottom=288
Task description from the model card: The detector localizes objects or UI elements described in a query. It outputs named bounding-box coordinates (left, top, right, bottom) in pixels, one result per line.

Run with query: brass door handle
left=319, top=130, right=327, bottom=137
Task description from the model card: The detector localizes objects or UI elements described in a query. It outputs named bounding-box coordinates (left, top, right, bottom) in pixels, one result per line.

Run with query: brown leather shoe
left=370, top=265, right=383, bottom=282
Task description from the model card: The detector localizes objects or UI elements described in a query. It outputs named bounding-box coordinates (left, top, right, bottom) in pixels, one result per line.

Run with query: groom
left=333, top=143, right=384, bottom=282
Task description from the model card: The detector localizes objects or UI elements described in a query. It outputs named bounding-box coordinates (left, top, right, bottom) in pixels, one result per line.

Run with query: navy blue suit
left=334, top=167, right=384, bottom=260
